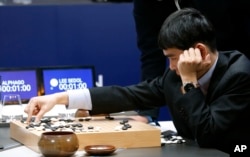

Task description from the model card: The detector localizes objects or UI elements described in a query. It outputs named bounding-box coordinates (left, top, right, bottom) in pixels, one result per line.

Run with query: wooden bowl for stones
left=38, top=131, right=79, bottom=157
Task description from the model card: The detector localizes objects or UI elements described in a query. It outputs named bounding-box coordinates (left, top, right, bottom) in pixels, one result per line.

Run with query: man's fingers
left=34, top=109, right=46, bottom=123
left=25, top=104, right=36, bottom=123
left=194, top=48, right=202, bottom=59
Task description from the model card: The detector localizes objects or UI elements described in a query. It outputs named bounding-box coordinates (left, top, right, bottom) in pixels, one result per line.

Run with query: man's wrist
left=183, top=82, right=200, bottom=93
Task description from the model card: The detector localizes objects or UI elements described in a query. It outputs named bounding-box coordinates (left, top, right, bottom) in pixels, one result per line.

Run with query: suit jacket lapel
left=206, top=53, right=228, bottom=100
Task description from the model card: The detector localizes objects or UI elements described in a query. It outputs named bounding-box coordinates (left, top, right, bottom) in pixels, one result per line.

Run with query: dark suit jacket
left=89, top=50, right=250, bottom=153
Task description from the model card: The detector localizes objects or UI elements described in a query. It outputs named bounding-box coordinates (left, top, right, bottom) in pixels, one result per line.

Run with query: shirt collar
left=198, top=54, right=218, bottom=95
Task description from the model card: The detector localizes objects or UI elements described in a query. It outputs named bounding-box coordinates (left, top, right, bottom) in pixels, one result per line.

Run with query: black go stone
left=77, top=123, right=83, bottom=127
left=124, top=124, right=132, bottom=128
left=105, top=115, right=114, bottom=120
left=122, top=126, right=128, bottom=130
left=78, top=118, right=84, bottom=122
left=65, top=125, right=70, bottom=128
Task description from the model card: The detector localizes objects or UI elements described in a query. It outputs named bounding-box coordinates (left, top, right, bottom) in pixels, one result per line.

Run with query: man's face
left=163, top=48, right=183, bottom=75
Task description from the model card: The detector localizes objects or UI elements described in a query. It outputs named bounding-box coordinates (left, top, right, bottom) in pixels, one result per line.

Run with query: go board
left=10, top=116, right=161, bottom=153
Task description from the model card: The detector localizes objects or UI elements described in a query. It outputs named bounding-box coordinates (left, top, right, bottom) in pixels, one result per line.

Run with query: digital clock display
left=0, top=70, right=38, bottom=102
left=42, top=67, right=94, bottom=94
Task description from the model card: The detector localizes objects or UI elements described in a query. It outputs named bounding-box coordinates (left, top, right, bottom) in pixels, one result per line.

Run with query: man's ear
left=195, top=43, right=207, bottom=60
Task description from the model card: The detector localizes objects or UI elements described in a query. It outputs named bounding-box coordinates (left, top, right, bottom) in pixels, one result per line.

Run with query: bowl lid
left=84, top=145, right=116, bottom=155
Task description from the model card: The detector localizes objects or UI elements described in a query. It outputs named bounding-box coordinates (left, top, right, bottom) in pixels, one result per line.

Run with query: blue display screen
left=0, top=70, right=38, bottom=102
left=42, top=68, right=94, bottom=94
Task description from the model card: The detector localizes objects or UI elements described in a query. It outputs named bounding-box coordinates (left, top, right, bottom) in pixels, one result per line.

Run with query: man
left=133, top=0, right=250, bottom=123
left=25, top=8, right=250, bottom=153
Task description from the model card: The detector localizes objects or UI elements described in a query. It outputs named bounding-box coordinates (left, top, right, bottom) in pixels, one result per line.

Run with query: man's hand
left=24, top=94, right=58, bottom=123
left=178, top=47, right=211, bottom=82
left=129, top=115, right=150, bottom=123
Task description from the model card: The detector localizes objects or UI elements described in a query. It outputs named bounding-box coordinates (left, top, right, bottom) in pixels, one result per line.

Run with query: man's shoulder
left=220, top=50, right=249, bottom=60
left=219, top=50, right=250, bottom=76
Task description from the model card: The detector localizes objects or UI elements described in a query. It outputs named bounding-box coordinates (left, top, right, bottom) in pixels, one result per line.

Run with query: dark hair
left=158, top=8, right=217, bottom=52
